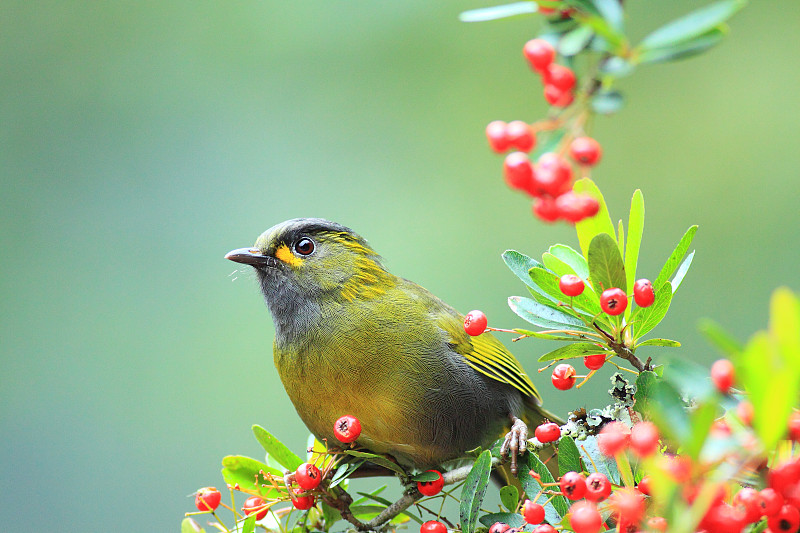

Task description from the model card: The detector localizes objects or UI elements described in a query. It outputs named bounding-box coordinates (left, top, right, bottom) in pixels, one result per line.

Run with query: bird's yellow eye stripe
left=275, top=244, right=303, bottom=267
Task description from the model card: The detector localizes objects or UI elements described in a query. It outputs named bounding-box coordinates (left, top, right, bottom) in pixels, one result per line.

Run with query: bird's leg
left=500, top=414, right=528, bottom=475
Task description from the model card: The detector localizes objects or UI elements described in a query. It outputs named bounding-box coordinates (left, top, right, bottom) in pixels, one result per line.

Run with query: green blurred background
left=2, top=1, right=798, bottom=530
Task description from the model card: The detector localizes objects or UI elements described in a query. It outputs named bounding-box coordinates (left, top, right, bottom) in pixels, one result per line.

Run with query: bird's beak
left=225, top=247, right=272, bottom=266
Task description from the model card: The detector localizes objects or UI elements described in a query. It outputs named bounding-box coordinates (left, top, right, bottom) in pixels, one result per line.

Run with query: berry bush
left=181, top=2, right=800, bottom=532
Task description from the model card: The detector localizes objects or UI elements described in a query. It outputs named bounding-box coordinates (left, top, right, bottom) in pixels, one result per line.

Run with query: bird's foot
left=500, top=416, right=528, bottom=475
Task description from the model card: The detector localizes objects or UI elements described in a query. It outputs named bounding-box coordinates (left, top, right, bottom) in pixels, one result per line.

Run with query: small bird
left=226, top=218, right=554, bottom=473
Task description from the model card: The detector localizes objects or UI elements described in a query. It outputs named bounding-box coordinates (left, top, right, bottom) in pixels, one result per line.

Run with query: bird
left=225, top=218, right=555, bottom=474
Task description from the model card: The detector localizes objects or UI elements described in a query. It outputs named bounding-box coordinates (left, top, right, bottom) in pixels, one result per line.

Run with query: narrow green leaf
left=459, top=2, right=538, bottom=22
left=615, top=450, right=635, bottom=488
left=588, top=232, right=627, bottom=294
left=630, top=281, right=673, bottom=339
left=321, top=501, right=342, bottom=529
left=503, top=250, right=543, bottom=290
left=518, top=451, right=569, bottom=522
left=592, top=0, right=624, bottom=31
left=599, top=56, right=635, bottom=77
left=221, top=456, right=283, bottom=499
left=638, top=27, right=726, bottom=64
left=500, top=485, right=520, bottom=512
left=617, top=219, right=625, bottom=259
left=181, top=518, right=205, bottom=533
left=558, top=436, right=583, bottom=476
left=574, top=178, right=617, bottom=257
left=410, top=471, right=440, bottom=482
left=508, top=296, right=595, bottom=332
left=252, top=425, right=303, bottom=471
left=646, top=380, right=690, bottom=447
left=559, top=25, right=594, bottom=56
left=542, top=252, right=576, bottom=278
left=591, top=90, right=624, bottom=114
left=686, top=401, right=718, bottom=460
left=639, top=0, right=745, bottom=50
left=654, top=226, right=697, bottom=290
left=241, top=514, right=257, bottom=533
left=633, top=370, right=658, bottom=416
left=624, top=190, right=645, bottom=304
left=513, top=328, right=584, bottom=342
left=662, top=356, right=716, bottom=403
left=539, top=342, right=610, bottom=362
left=530, top=266, right=602, bottom=316
left=548, top=244, right=590, bottom=279
left=635, top=338, right=681, bottom=348
left=577, top=435, right=621, bottom=484
left=698, top=319, right=743, bottom=357
left=479, top=513, right=524, bottom=528
left=344, top=450, right=407, bottom=476
left=460, top=450, right=493, bottom=533
left=671, top=250, right=695, bottom=291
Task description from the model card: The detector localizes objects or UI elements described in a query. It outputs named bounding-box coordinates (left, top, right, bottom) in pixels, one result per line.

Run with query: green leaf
left=617, top=219, right=625, bottom=259
left=460, top=450, right=493, bottom=533
left=662, top=356, right=716, bottom=403
left=576, top=435, right=621, bottom=484
left=221, top=456, right=284, bottom=499
left=459, top=2, right=538, bottom=22
left=514, top=328, right=584, bottom=342
left=654, top=226, right=697, bottom=290
left=181, top=518, right=205, bottom=533
left=592, top=0, right=624, bottom=32
left=252, top=425, right=304, bottom=471
left=591, top=90, right=624, bottom=115
left=344, top=450, right=407, bottom=476
left=639, top=0, right=745, bottom=50
left=686, top=401, right=718, bottom=460
left=698, top=319, right=743, bottom=357
left=321, top=501, right=342, bottom=530
left=558, top=436, right=583, bottom=476
left=548, top=244, right=590, bottom=279
left=559, top=25, right=594, bottom=56
left=500, top=485, right=520, bottom=512
left=538, top=342, right=610, bottom=362
left=241, top=514, right=257, bottom=533
left=410, top=471, right=440, bottom=482
left=588, top=232, right=627, bottom=294
left=542, top=252, right=577, bottom=278
left=599, top=56, right=635, bottom=77
left=630, top=281, right=673, bottom=339
left=646, top=379, right=690, bottom=447
left=529, top=266, right=602, bottom=316
left=329, top=460, right=364, bottom=488
left=638, top=27, right=726, bottom=64
left=574, top=178, right=616, bottom=257
left=671, top=250, right=695, bottom=292
left=635, top=338, right=681, bottom=348
left=479, top=513, right=524, bottom=528
left=518, top=451, right=568, bottom=522
left=503, top=250, right=543, bottom=290
left=624, top=190, right=645, bottom=308
left=633, top=370, right=658, bottom=416
left=508, top=296, right=595, bottom=333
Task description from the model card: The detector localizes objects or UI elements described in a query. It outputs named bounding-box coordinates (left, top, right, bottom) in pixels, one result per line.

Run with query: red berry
left=292, top=488, right=315, bottom=510
left=551, top=363, right=576, bottom=390
left=488, top=522, right=511, bottom=533
left=569, top=501, right=603, bottom=533
left=333, top=414, right=361, bottom=443
left=769, top=460, right=800, bottom=493
left=609, top=487, right=645, bottom=525
left=710, top=358, right=735, bottom=393
left=630, top=421, right=660, bottom=457
left=535, top=152, right=573, bottom=196
left=736, top=400, right=754, bottom=426
left=507, top=121, right=536, bottom=152
left=295, top=463, right=322, bottom=491
left=569, top=137, right=602, bottom=166
left=464, top=310, right=488, bottom=336
left=768, top=504, right=800, bottom=532
left=762, top=488, right=785, bottom=516
left=538, top=6, right=557, bottom=15
left=242, top=496, right=268, bottom=520
left=583, top=353, right=606, bottom=370
left=734, top=487, right=765, bottom=524
left=647, top=517, right=668, bottom=531
left=585, top=472, right=611, bottom=502
left=555, top=192, right=598, bottom=223
left=523, top=39, right=555, bottom=72
left=532, top=525, right=556, bottom=533
left=600, top=287, right=627, bottom=316
left=788, top=412, right=800, bottom=442
left=195, top=487, right=222, bottom=512
left=597, top=421, right=630, bottom=456
left=637, top=475, right=652, bottom=496
left=421, top=520, right=448, bottom=533
left=532, top=197, right=559, bottom=222
left=534, top=422, right=561, bottom=443
left=663, top=454, right=693, bottom=483
left=486, top=121, right=511, bottom=153
left=701, top=502, right=747, bottom=532
left=503, top=152, right=535, bottom=193
left=544, top=64, right=576, bottom=91
left=417, top=470, right=444, bottom=496
left=522, top=499, right=545, bottom=524
left=559, top=471, right=587, bottom=500
left=543, top=84, right=574, bottom=107
left=633, top=278, right=655, bottom=307
left=559, top=274, right=584, bottom=297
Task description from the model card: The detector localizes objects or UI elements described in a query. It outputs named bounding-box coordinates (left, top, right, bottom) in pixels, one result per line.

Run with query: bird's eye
left=294, top=238, right=315, bottom=256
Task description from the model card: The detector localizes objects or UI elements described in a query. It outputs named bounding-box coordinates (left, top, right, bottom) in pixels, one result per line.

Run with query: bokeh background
left=2, top=1, right=799, bottom=530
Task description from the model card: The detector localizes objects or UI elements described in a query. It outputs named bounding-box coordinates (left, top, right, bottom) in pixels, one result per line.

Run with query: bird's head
left=226, top=218, right=393, bottom=312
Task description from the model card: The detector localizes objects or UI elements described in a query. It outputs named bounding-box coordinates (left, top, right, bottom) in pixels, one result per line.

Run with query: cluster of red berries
left=487, top=38, right=605, bottom=224
left=559, top=275, right=655, bottom=316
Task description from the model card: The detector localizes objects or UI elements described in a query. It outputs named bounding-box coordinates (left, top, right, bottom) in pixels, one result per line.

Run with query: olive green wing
left=438, top=311, right=541, bottom=402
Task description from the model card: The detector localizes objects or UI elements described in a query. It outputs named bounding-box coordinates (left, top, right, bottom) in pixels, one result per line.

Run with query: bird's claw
left=500, top=416, right=528, bottom=475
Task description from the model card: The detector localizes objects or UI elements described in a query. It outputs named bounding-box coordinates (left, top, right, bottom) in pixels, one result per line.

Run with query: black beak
left=225, top=247, right=272, bottom=266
